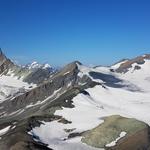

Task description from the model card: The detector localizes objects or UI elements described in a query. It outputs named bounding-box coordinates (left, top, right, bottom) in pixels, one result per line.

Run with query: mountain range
left=0, top=49, right=150, bottom=150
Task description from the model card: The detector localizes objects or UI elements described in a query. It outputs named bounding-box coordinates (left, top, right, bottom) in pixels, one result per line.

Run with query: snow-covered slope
left=0, top=74, right=36, bottom=102
left=0, top=50, right=35, bottom=102
left=29, top=56, right=150, bottom=150
left=118, top=59, right=150, bottom=92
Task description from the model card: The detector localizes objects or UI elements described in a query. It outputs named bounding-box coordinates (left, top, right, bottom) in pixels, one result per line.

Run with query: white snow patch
left=111, top=60, right=128, bottom=70
left=118, top=59, right=150, bottom=92
left=28, top=61, right=41, bottom=69
left=0, top=125, right=11, bottom=136
left=64, top=71, right=70, bottom=75
left=106, top=132, right=126, bottom=147
left=0, top=74, right=36, bottom=102
left=43, top=63, right=51, bottom=69
left=29, top=120, right=103, bottom=150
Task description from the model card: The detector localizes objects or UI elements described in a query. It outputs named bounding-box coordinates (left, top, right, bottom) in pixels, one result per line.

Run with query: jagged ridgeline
left=0, top=48, right=56, bottom=84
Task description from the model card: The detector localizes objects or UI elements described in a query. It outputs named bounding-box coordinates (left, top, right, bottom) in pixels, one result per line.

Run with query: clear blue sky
left=0, top=0, right=150, bottom=66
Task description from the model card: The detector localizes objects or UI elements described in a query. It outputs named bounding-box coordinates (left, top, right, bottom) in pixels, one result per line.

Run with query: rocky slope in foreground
left=0, top=51, right=150, bottom=150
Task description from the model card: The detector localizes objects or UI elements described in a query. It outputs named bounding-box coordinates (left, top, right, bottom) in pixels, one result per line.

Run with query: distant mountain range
left=0, top=49, right=150, bottom=150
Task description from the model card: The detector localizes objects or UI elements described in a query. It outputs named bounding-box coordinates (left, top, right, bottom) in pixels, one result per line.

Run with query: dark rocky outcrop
left=0, top=49, right=14, bottom=74
left=115, top=54, right=150, bottom=73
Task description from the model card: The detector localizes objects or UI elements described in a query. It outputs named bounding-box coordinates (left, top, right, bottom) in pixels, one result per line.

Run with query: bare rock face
left=108, top=128, right=150, bottom=150
left=0, top=49, right=14, bottom=74
left=115, top=54, right=150, bottom=73
left=82, top=115, right=150, bottom=150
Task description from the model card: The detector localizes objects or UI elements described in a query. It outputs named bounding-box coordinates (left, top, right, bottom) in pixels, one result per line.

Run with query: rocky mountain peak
left=54, top=61, right=82, bottom=77
left=0, top=49, right=14, bottom=74
left=0, top=48, right=7, bottom=63
left=64, top=61, right=81, bottom=69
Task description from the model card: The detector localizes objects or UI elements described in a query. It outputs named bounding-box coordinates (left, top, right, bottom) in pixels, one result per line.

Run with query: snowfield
left=30, top=59, right=150, bottom=149
left=29, top=120, right=102, bottom=150
left=118, top=60, right=150, bottom=92
left=0, top=74, right=36, bottom=102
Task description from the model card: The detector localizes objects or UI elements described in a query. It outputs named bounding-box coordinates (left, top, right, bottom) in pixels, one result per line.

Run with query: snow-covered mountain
left=24, top=61, right=52, bottom=70
left=0, top=51, right=150, bottom=150
left=0, top=49, right=56, bottom=102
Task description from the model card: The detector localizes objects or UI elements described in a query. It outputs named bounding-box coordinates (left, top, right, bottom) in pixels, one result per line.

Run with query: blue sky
left=0, top=0, right=150, bottom=66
